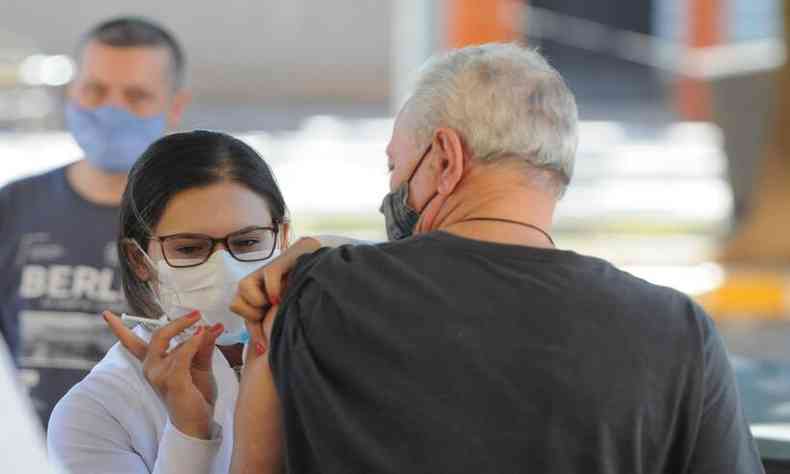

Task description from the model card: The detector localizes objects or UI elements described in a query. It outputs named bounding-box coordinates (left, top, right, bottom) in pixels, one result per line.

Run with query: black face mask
left=379, top=145, right=556, bottom=245
left=379, top=144, right=436, bottom=241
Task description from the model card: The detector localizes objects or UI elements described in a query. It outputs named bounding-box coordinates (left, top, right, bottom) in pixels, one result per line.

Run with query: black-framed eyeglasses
left=152, top=225, right=279, bottom=268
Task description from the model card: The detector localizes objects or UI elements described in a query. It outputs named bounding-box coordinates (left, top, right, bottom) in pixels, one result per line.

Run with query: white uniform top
left=0, top=337, right=63, bottom=474
left=47, top=326, right=239, bottom=474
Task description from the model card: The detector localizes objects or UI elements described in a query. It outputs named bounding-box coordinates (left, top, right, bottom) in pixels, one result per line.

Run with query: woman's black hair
left=118, top=130, right=288, bottom=317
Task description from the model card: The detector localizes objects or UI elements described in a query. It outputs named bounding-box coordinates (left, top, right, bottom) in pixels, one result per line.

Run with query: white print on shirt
left=103, top=242, right=119, bottom=267
left=14, top=232, right=65, bottom=267
left=19, top=265, right=123, bottom=304
left=19, top=310, right=116, bottom=369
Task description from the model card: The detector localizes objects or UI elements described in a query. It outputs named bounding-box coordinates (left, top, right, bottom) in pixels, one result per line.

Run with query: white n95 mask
left=155, top=249, right=279, bottom=346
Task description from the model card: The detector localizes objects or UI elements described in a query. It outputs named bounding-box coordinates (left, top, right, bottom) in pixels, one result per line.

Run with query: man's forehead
left=78, top=41, right=172, bottom=86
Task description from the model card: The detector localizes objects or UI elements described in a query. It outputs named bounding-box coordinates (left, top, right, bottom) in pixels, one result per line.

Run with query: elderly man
left=232, top=43, right=762, bottom=473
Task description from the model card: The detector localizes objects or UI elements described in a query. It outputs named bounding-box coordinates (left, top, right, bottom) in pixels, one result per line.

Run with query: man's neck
left=416, top=162, right=558, bottom=249
left=66, top=159, right=128, bottom=207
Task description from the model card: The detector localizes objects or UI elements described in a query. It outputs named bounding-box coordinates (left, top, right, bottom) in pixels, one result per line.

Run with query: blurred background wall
left=2, top=0, right=391, bottom=105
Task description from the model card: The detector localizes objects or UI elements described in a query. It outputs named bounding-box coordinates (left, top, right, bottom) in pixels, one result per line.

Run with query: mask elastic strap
left=417, top=191, right=439, bottom=214
left=127, top=238, right=183, bottom=311
left=404, top=143, right=437, bottom=213
left=406, top=144, right=433, bottom=183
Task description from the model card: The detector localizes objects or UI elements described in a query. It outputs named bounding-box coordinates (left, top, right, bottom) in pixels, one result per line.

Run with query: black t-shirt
left=271, top=231, right=763, bottom=474
left=0, top=165, right=124, bottom=425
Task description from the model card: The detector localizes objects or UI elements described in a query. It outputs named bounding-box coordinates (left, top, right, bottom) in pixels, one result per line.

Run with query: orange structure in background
left=444, top=0, right=521, bottom=49
left=676, top=0, right=722, bottom=120
left=446, top=0, right=721, bottom=120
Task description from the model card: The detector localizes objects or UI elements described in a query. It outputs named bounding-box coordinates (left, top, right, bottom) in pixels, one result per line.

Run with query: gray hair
left=407, top=43, right=578, bottom=196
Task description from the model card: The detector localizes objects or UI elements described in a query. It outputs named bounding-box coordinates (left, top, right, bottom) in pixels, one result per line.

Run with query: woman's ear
left=279, top=222, right=292, bottom=250
left=122, top=239, right=153, bottom=282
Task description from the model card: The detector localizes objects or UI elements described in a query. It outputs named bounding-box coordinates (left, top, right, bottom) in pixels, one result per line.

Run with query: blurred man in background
left=0, top=16, right=190, bottom=425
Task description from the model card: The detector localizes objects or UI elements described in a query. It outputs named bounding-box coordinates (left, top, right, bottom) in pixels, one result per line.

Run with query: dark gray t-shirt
left=0, top=165, right=124, bottom=425
left=271, top=231, right=763, bottom=474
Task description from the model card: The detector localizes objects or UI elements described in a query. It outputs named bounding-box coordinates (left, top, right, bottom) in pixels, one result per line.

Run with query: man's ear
left=122, top=239, right=152, bottom=282
left=433, top=127, right=467, bottom=196
left=166, top=89, right=192, bottom=128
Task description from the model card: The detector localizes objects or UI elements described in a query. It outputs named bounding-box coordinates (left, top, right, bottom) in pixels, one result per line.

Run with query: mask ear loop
left=124, top=184, right=203, bottom=329
left=405, top=143, right=440, bottom=214
left=124, top=182, right=178, bottom=315
left=129, top=239, right=217, bottom=336
left=123, top=238, right=184, bottom=318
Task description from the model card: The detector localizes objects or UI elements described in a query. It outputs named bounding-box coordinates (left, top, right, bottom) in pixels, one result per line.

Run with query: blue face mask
left=65, top=102, right=167, bottom=173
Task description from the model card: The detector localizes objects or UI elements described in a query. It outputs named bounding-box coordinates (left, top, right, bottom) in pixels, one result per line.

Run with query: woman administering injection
left=48, top=131, right=290, bottom=474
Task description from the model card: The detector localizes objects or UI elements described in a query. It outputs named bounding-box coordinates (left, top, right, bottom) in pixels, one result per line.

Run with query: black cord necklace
left=458, top=217, right=555, bottom=247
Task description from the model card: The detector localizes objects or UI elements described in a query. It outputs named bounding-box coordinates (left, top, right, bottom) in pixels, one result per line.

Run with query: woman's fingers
left=230, top=291, right=265, bottom=323
left=169, top=326, right=206, bottom=371
left=146, top=325, right=219, bottom=407
left=260, top=264, right=284, bottom=307
left=243, top=305, right=280, bottom=373
left=148, top=310, right=202, bottom=359
left=144, top=327, right=217, bottom=439
left=263, top=237, right=320, bottom=304
left=237, top=270, right=268, bottom=308
left=262, top=304, right=279, bottom=343
left=244, top=305, right=278, bottom=353
left=103, top=310, right=203, bottom=365
left=245, top=320, right=265, bottom=347
left=193, top=323, right=223, bottom=371
left=102, top=311, right=148, bottom=361
left=244, top=320, right=267, bottom=367
left=232, top=237, right=321, bottom=323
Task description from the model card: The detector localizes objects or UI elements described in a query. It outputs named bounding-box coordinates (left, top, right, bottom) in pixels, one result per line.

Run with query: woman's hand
left=231, top=236, right=322, bottom=323
left=103, top=310, right=223, bottom=440
left=231, top=305, right=283, bottom=474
